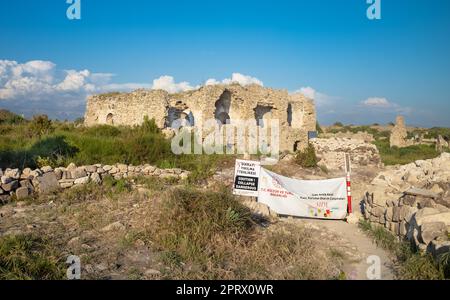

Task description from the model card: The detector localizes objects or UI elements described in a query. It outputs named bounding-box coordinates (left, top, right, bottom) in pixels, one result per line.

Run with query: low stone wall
left=363, top=189, right=450, bottom=258
left=0, top=164, right=191, bottom=203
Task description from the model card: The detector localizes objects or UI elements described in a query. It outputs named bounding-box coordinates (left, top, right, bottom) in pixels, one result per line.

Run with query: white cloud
left=292, top=86, right=336, bottom=107
left=151, top=75, right=197, bottom=93
left=361, top=97, right=392, bottom=108
left=361, top=97, right=412, bottom=115
left=205, top=73, right=263, bottom=87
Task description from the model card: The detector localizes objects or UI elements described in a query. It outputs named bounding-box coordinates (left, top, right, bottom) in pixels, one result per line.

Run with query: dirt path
left=305, top=218, right=395, bottom=280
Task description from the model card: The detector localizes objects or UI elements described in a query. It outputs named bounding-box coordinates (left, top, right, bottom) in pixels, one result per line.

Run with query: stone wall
left=0, top=164, right=190, bottom=204
left=320, top=131, right=375, bottom=143
left=84, top=84, right=317, bottom=152
left=310, top=137, right=382, bottom=171
left=363, top=153, right=450, bottom=258
left=363, top=189, right=450, bottom=258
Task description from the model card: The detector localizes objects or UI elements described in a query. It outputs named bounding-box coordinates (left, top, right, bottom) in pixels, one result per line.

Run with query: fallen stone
left=71, top=167, right=87, bottom=179
left=34, top=172, right=60, bottom=194
left=67, top=163, right=77, bottom=170
left=59, top=179, right=75, bottom=188
left=419, top=222, right=448, bottom=245
left=54, top=168, right=63, bottom=180
left=405, top=188, right=439, bottom=200
left=74, top=176, right=90, bottom=185
left=15, top=187, right=30, bottom=200
left=101, top=222, right=125, bottom=232
left=90, top=173, right=102, bottom=185
left=1, top=180, right=18, bottom=192
left=429, top=240, right=450, bottom=259
left=1, top=176, right=13, bottom=184
left=414, top=208, right=441, bottom=226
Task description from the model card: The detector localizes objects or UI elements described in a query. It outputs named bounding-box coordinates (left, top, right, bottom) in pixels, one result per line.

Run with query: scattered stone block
left=15, top=187, right=30, bottom=200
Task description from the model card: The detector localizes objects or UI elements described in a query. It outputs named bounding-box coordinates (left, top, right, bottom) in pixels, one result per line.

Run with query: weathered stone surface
left=385, top=207, right=394, bottom=221
left=310, top=138, right=381, bottom=171
left=74, top=176, right=90, bottom=185
left=71, top=167, right=87, bottom=179
left=85, top=165, right=97, bottom=173
left=15, top=187, right=30, bottom=200
left=34, top=172, right=60, bottom=194
left=84, top=84, right=317, bottom=152
left=4, top=168, right=20, bottom=179
left=414, top=208, right=441, bottom=226
left=19, top=179, right=34, bottom=191
left=117, top=164, right=128, bottom=173
left=90, top=173, right=102, bottom=185
left=54, top=168, right=63, bottom=180
left=41, top=166, right=53, bottom=173
left=59, top=179, right=75, bottom=189
left=1, top=180, right=18, bottom=192
left=419, top=222, right=448, bottom=244
left=1, top=176, right=12, bottom=184
left=390, top=116, right=412, bottom=148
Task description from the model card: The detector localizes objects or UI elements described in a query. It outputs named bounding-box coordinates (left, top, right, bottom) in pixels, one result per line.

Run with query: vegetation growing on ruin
left=294, top=143, right=318, bottom=168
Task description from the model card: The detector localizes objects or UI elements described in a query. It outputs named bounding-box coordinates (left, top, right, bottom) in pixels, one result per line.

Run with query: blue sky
left=0, top=0, right=449, bottom=127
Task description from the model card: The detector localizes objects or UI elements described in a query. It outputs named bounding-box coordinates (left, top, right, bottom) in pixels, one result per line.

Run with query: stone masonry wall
left=84, top=84, right=317, bottom=152
left=0, top=164, right=190, bottom=204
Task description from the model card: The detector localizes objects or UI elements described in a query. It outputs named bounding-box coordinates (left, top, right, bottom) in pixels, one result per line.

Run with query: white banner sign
left=233, top=159, right=261, bottom=197
left=258, top=168, right=348, bottom=219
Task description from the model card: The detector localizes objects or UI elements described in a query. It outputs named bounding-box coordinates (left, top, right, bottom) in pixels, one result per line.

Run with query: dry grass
left=140, top=185, right=342, bottom=279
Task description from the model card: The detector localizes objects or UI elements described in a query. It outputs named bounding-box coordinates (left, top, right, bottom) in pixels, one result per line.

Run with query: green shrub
left=28, top=115, right=54, bottom=138
left=295, top=143, right=318, bottom=168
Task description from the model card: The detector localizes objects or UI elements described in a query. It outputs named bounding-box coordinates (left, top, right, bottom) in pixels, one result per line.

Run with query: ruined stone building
left=84, top=84, right=317, bottom=152
left=390, top=116, right=413, bottom=148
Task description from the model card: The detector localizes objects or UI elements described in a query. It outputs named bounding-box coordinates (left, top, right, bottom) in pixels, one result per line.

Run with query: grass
left=141, top=185, right=341, bottom=279
left=358, top=219, right=449, bottom=279
left=0, top=114, right=234, bottom=183
left=0, top=234, right=66, bottom=280
left=374, top=139, right=443, bottom=166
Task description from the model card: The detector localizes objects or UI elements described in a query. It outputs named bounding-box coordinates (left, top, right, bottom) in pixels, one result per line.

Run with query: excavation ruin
left=84, top=84, right=317, bottom=153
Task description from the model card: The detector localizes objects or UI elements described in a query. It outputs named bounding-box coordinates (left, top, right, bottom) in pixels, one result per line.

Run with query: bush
left=28, top=115, right=53, bottom=138
left=333, top=122, right=344, bottom=127
left=295, top=143, right=318, bottom=168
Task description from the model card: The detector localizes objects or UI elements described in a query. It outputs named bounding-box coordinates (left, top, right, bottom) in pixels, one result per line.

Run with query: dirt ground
left=0, top=161, right=395, bottom=280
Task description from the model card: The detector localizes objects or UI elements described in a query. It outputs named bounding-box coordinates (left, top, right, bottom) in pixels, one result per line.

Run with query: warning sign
left=233, top=159, right=261, bottom=197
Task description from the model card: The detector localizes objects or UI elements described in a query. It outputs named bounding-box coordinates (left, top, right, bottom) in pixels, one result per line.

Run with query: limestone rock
left=71, top=167, right=87, bottom=179
left=90, top=173, right=102, bottom=185
left=15, top=187, right=30, bottom=200
left=101, top=221, right=125, bottom=232
left=34, top=172, right=60, bottom=194
left=1, top=180, right=18, bottom=192
left=419, top=222, right=448, bottom=245
left=74, top=176, right=90, bottom=185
